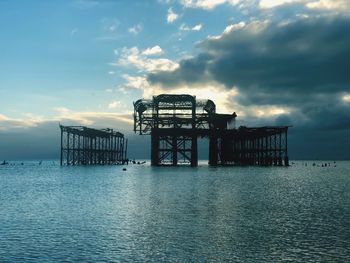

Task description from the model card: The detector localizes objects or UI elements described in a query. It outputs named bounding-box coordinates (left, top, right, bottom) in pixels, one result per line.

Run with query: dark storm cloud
left=148, top=16, right=350, bottom=132
left=149, top=16, right=350, bottom=95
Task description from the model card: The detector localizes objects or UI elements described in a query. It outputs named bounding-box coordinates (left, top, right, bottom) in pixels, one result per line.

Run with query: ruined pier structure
left=133, top=94, right=289, bottom=166
left=60, top=125, right=127, bottom=165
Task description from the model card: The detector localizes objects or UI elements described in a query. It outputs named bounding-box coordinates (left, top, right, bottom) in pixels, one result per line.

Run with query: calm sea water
left=0, top=161, right=349, bottom=262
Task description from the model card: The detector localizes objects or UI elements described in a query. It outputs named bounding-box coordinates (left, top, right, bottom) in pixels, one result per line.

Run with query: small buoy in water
left=123, top=168, right=127, bottom=171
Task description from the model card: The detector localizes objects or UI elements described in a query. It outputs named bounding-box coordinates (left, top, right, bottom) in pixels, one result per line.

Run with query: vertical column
left=72, top=134, right=76, bottom=165
left=124, top=138, right=128, bottom=163
left=284, top=129, right=289, bottom=166
left=67, top=132, right=70, bottom=165
left=172, top=135, right=177, bottom=166
left=191, top=135, right=198, bottom=167
left=209, top=131, right=218, bottom=166
left=60, top=128, right=63, bottom=166
left=151, top=129, right=159, bottom=166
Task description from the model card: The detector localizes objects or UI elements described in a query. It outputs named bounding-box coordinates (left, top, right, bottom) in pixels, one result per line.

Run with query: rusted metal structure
left=134, top=94, right=289, bottom=166
left=60, top=125, right=127, bottom=165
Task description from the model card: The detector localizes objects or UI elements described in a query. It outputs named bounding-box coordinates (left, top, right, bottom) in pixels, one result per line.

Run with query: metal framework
left=210, top=127, right=289, bottom=166
left=133, top=94, right=289, bottom=167
left=60, top=125, right=127, bottom=165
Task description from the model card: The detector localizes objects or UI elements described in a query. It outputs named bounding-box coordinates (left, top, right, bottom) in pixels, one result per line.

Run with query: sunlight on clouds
left=260, top=0, right=350, bottom=10
left=342, top=94, right=350, bottom=102
left=180, top=0, right=240, bottom=10
left=0, top=114, right=42, bottom=131
left=208, top=21, right=270, bottom=41
left=0, top=114, right=9, bottom=121
left=116, top=46, right=178, bottom=72
left=128, top=24, right=142, bottom=35
left=180, top=23, right=203, bottom=31
left=54, top=107, right=133, bottom=125
left=142, top=45, right=163, bottom=56
left=122, top=74, right=148, bottom=90
left=251, top=106, right=291, bottom=117
left=307, top=0, right=350, bottom=10
left=138, top=81, right=240, bottom=113
left=223, top=21, right=245, bottom=34
left=260, top=0, right=305, bottom=9
left=108, top=101, right=121, bottom=109
left=167, top=8, right=179, bottom=23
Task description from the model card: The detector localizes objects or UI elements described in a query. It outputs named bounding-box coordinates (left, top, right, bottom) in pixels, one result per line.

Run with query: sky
left=0, top=0, right=349, bottom=160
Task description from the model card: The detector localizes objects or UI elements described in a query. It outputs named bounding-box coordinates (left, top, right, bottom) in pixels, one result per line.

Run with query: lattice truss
left=158, top=135, right=194, bottom=165
left=60, top=125, right=127, bottom=165
left=133, top=94, right=217, bottom=134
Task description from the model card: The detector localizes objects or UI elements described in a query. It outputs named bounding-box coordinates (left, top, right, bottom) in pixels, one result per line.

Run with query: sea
left=0, top=161, right=349, bottom=262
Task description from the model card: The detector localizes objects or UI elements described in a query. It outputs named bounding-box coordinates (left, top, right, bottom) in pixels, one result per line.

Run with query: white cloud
left=0, top=113, right=45, bottom=131
left=192, top=24, right=203, bottom=31
left=108, top=101, right=121, bottom=109
left=259, top=0, right=350, bottom=10
left=306, top=0, right=350, bottom=10
left=167, top=8, right=179, bottom=23
left=179, top=23, right=203, bottom=31
left=115, top=46, right=179, bottom=72
left=209, top=21, right=246, bottom=40
left=180, top=0, right=240, bottom=10
left=142, top=45, right=163, bottom=56
left=223, top=21, right=245, bottom=33
left=128, top=24, right=142, bottom=35
left=122, top=74, right=149, bottom=90
left=259, top=0, right=304, bottom=9
left=54, top=107, right=133, bottom=125
left=0, top=108, right=134, bottom=132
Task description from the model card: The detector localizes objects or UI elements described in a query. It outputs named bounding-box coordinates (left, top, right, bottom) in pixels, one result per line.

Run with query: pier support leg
left=209, top=132, right=218, bottom=166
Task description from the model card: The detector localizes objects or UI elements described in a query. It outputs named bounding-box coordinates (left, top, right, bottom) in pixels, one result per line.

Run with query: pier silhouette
left=134, top=94, right=290, bottom=166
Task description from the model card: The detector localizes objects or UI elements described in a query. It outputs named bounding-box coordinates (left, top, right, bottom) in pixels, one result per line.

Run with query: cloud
left=180, top=23, right=203, bottom=31
left=179, top=0, right=240, bottom=10
left=108, top=101, right=121, bottom=109
left=121, top=74, right=149, bottom=90
left=209, top=21, right=246, bottom=39
left=259, top=0, right=305, bottom=9
left=343, top=93, right=350, bottom=102
left=114, top=46, right=178, bottom=73
left=0, top=113, right=137, bottom=160
left=147, top=16, right=350, bottom=131
left=259, top=0, right=350, bottom=11
left=142, top=45, right=163, bottom=56
left=128, top=24, right=142, bottom=35
left=167, top=8, right=179, bottom=23
left=306, top=0, right=350, bottom=11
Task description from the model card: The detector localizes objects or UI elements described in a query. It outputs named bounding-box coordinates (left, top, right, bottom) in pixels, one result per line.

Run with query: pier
left=134, top=94, right=289, bottom=166
left=60, top=125, right=128, bottom=165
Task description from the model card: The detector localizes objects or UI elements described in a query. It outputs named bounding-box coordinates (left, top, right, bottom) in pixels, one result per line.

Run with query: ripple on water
left=0, top=161, right=349, bottom=262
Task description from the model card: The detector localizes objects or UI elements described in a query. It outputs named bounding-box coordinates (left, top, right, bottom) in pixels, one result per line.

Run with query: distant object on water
left=1, top=160, right=9, bottom=165
left=133, top=94, right=290, bottom=167
left=59, top=125, right=128, bottom=166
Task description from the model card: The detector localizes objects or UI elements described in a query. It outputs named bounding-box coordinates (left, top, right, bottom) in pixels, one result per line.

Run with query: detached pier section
left=60, top=125, right=128, bottom=165
left=134, top=94, right=289, bottom=167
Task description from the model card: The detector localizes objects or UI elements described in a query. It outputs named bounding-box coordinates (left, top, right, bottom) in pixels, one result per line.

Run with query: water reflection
left=0, top=162, right=349, bottom=262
